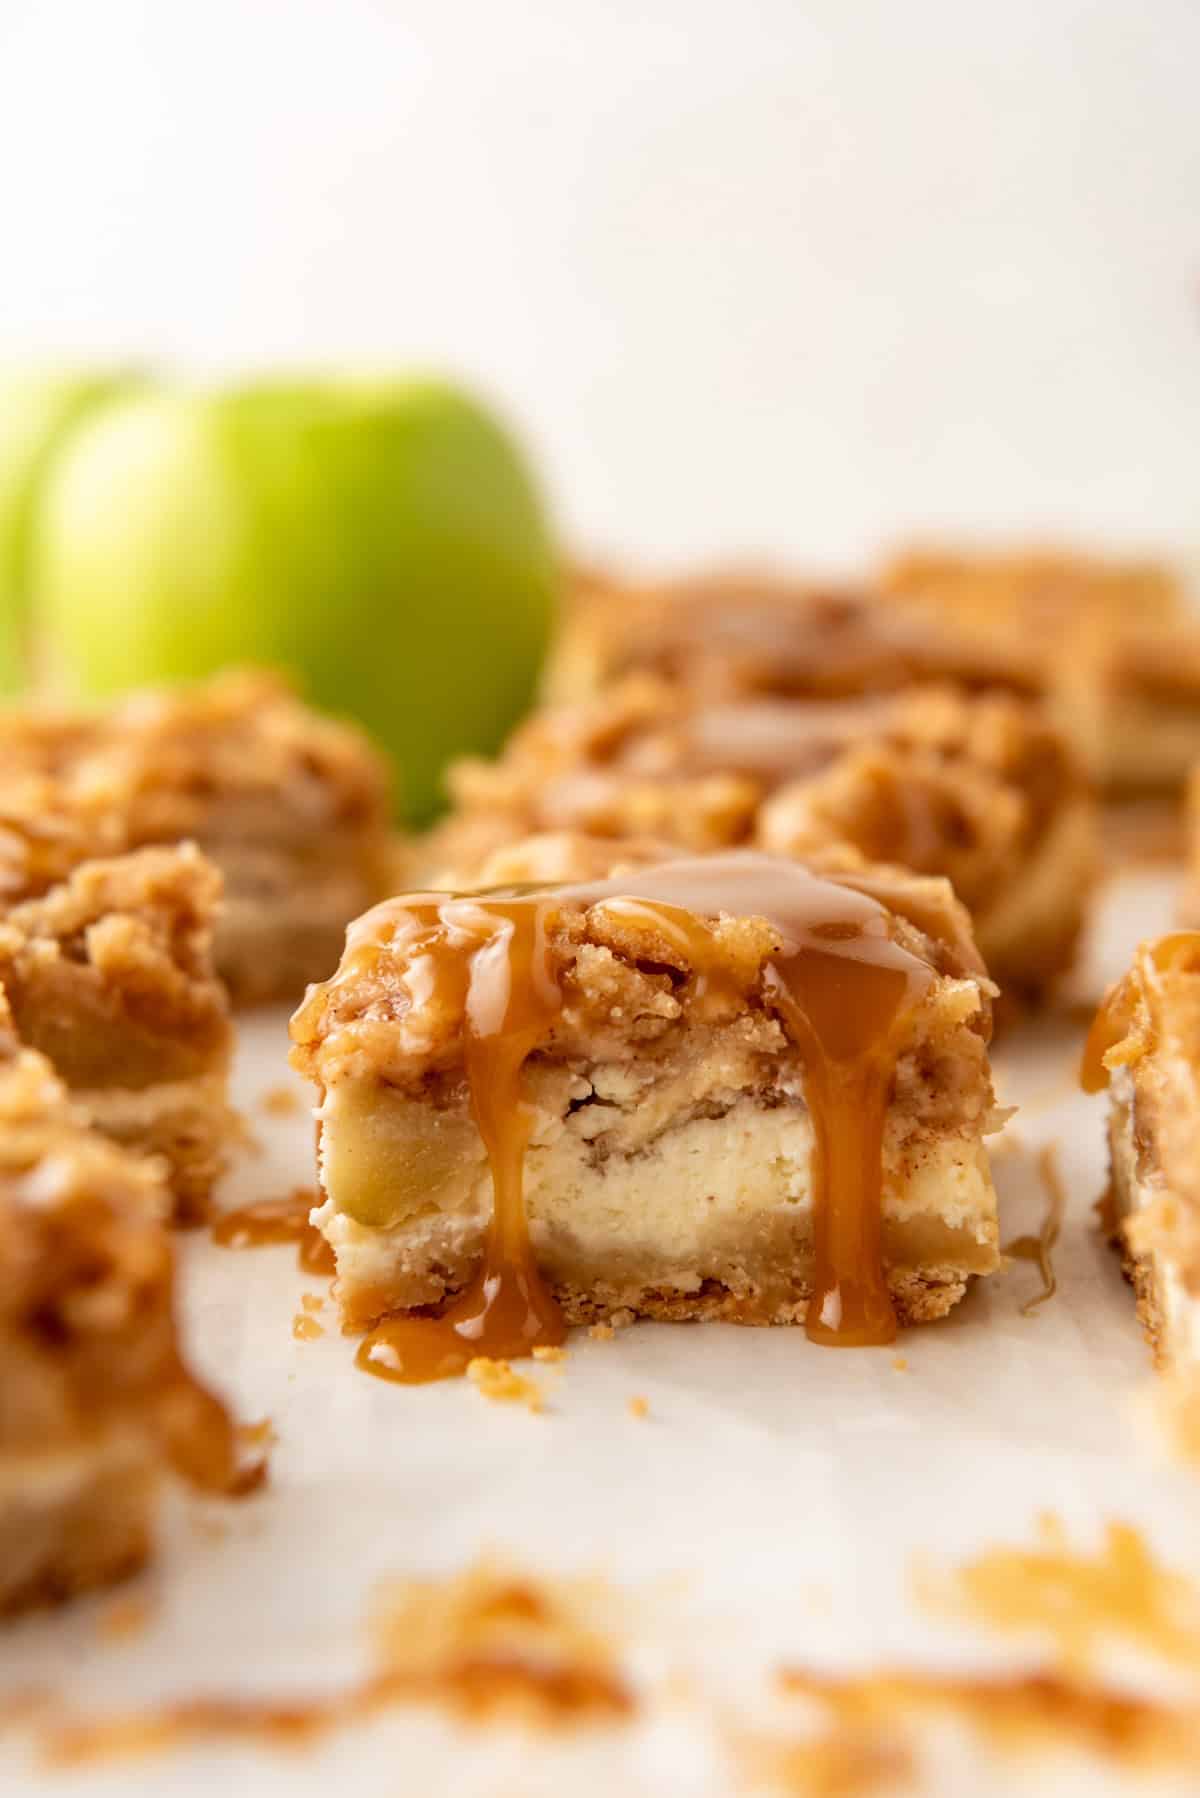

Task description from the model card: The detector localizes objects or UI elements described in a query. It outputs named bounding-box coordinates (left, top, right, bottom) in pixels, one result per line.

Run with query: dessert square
left=430, top=677, right=1095, bottom=999
left=545, top=568, right=1039, bottom=707
left=0, top=1002, right=235, bottom=1613
left=1086, top=936, right=1200, bottom=1423
left=881, top=548, right=1197, bottom=798
left=0, top=670, right=395, bottom=1002
left=0, top=845, right=235, bottom=1220
left=290, top=849, right=1002, bottom=1377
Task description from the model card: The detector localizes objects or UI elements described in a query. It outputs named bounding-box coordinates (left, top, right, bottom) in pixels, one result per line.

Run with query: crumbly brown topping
left=0, top=670, right=393, bottom=904
left=290, top=846, right=993, bottom=1144
left=433, top=677, right=1086, bottom=926
left=0, top=845, right=232, bottom=1086
left=546, top=568, right=1039, bottom=704
left=882, top=547, right=1182, bottom=643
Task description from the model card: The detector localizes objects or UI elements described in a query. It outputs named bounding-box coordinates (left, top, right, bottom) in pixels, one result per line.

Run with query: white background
left=0, top=0, right=1195, bottom=571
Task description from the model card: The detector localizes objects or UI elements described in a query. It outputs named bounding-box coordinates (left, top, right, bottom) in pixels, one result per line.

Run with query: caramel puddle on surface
left=350, top=856, right=943, bottom=1381
left=211, top=1190, right=334, bottom=1276
left=1002, top=1142, right=1066, bottom=1315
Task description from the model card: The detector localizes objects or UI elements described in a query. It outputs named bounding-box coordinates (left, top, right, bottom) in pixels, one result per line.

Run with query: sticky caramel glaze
left=1082, top=933, right=1200, bottom=1092
left=329, top=854, right=960, bottom=1379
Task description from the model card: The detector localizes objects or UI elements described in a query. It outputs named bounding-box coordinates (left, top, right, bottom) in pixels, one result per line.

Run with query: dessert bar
left=0, top=670, right=394, bottom=1002
left=0, top=845, right=235, bottom=1219
left=432, top=677, right=1095, bottom=998
left=0, top=1002, right=235, bottom=1612
left=291, top=849, right=1003, bottom=1378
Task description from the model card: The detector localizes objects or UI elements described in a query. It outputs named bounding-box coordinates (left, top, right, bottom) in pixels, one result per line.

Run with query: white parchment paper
left=3, top=873, right=1199, bottom=1796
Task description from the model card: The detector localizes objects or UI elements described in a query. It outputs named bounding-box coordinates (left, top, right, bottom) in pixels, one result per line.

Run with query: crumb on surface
left=467, top=1357, right=544, bottom=1412
left=588, top=1322, right=614, bottom=1342
left=533, top=1344, right=566, bottom=1362
left=258, top=1084, right=301, bottom=1117
left=892, top=1356, right=908, bottom=1373
left=292, top=1313, right=324, bottom=1342
left=41, top=1560, right=634, bottom=1765
left=628, top=1395, right=649, bottom=1419
left=235, top=1418, right=277, bottom=1450
left=98, top=1596, right=153, bottom=1641
left=301, top=1291, right=324, bottom=1313
left=917, top=1513, right=1200, bottom=1676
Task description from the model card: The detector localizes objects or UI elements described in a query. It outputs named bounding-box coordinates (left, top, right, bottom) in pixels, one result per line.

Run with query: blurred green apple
left=32, top=377, right=558, bottom=823
left=0, top=369, right=142, bottom=695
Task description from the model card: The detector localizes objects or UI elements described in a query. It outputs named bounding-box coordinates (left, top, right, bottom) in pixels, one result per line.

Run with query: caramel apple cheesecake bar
left=546, top=568, right=1039, bottom=707
left=882, top=548, right=1198, bottom=798
left=430, top=677, right=1095, bottom=999
left=0, top=845, right=234, bottom=1219
left=1085, top=934, right=1200, bottom=1440
left=0, top=1000, right=236, bottom=1612
left=0, top=670, right=394, bottom=1002
left=290, top=849, right=1003, bottom=1379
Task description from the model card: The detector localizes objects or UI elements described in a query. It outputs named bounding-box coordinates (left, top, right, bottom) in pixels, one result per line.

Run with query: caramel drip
left=346, top=855, right=942, bottom=1380
left=1003, top=1143, right=1065, bottom=1315
left=358, top=901, right=567, bottom=1383
left=1082, top=932, right=1200, bottom=1093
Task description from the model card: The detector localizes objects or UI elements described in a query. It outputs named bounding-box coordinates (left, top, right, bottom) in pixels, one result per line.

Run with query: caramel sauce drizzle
left=348, top=855, right=942, bottom=1381
left=1002, top=1143, right=1066, bottom=1316
left=1082, top=932, right=1200, bottom=1093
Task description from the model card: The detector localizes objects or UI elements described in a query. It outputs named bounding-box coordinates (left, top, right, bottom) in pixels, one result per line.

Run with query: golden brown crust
left=340, top=1263, right=971, bottom=1336
left=0, top=671, right=395, bottom=1002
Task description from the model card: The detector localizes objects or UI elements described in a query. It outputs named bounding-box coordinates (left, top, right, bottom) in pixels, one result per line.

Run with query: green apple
left=33, top=378, right=558, bottom=823
left=0, top=369, right=142, bottom=695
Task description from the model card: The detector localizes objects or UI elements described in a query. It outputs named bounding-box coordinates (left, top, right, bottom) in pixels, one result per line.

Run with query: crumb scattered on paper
left=589, top=1322, right=614, bottom=1341
left=300, top=1292, right=324, bottom=1314
left=533, top=1344, right=566, bottom=1362
left=467, top=1357, right=543, bottom=1411
left=628, top=1395, right=649, bottom=1419
left=917, top=1512, right=1200, bottom=1675
left=292, top=1313, right=324, bottom=1342
left=772, top=1663, right=1200, bottom=1779
left=98, top=1596, right=152, bottom=1641
left=891, top=1357, right=908, bottom=1373
left=258, top=1084, right=301, bottom=1117
left=42, top=1561, right=635, bottom=1766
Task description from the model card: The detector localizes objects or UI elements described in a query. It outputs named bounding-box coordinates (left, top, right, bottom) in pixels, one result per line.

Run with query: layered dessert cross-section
left=0, top=1002, right=236, bottom=1613
left=0, top=845, right=235, bottom=1220
left=0, top=670, right=395, bottom=1003
left=429, top=677, right=1096, bottom=1000
left=1085, top=934, right=1200, bottom=1437
left=290, top=850, right=1003, bottom=1379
